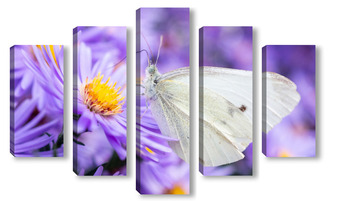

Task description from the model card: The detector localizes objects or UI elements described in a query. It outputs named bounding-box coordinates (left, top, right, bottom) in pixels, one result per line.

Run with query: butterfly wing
left=200, top=67, right=300, bottom=166
left=201, top=67, right=300, bottom=134
left=148, top=67, right=300, bottom=166
left=200, top=85, right=252, bottom=166
left=201, top=67, right=253, bottom=121
left=262, top=72, right=301, bottom=133
left=200, top=67, right=253, bottom=166
left=148, top=68, right=190, bottom=163
left=153, top=67, right=253, bottom=166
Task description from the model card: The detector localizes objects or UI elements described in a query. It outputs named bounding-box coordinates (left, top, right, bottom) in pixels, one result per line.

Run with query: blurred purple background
left=138, top=8, right=190, bottom=75
left=263, top=45, right=316, bottom=157
left=136, top=8, right=190, bottom=194
left=200, top=26, right=253, bottom=176
left=201, top=26, right=252, bottom=70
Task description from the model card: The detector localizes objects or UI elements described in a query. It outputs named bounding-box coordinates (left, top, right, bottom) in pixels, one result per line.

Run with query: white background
left=0, top=0, right=348, bottom=200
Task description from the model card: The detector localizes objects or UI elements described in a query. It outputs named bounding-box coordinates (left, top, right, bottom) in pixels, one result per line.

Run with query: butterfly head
left=145, top=35, right=163, bottom=78
left=146, top=63, right=160, bottom=79
left=142, top=35, right=163, bottom=101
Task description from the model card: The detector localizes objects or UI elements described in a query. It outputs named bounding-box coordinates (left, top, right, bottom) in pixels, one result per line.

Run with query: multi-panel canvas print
left=73, top=27, right=127, bottom=175
left=8, top=8, right=318, bottom=194
left=136, top=8, right=190, bottom=194
left=10, top=45, right=64, bottom=157
left=199, top=27, right=253, bottom=176
left=262, top=45, right=316, bottom=157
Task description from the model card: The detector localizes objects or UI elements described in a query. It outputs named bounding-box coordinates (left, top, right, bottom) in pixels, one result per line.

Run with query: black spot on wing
left=239, top=105, right=247, bottom=112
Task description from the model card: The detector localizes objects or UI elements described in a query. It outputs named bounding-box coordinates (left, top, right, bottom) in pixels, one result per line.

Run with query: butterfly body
left=144, top=64, right=161, bottom=101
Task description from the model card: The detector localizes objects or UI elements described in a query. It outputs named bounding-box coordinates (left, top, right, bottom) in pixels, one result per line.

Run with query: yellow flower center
left=278, top=150, right=291, bottom=157
left=81, top=72, right=125, bottom=116
left=165, top=185, right=186, bottom=194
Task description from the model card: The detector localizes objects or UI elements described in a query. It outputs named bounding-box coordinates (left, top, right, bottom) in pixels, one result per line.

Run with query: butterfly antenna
left=112, top=55, right=127, bottom=72
left=141, top=32, right=153, bottom=64
left=137, top=49, right=150, bottom=66
left=100, top=56, right=126, bottom=73
left=155, top=35, right=163, bottom=66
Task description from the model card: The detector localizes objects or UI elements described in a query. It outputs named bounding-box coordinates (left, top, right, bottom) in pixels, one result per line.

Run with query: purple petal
left=93, top=166, right=104, bottom=176
left=15, top=134, right=53, bottom=153
left=16, top=118, right=60, bottom=144
left=14, top=98, right=36, bottom=130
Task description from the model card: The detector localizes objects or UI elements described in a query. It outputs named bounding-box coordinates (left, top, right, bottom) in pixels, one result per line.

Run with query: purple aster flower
left=74, top=128, right=115, bottom=173
left=10, top=45, right=64, bottom=157
left=74, top=42, right=127, bottom=149
left=11, top=97, right=63, bottom=156
left=87, top=165, right=126, bottom=176
left=11, top=45, right=35, bottom=105
left=21, top=45, right=64, bottom=115
left=73, top=27, right=129, bottom=175
left=79, top=166, right=103, bottom=176
left=137, top=152, right=189, bottom=194
left=78, top=164, right=126, bottom=176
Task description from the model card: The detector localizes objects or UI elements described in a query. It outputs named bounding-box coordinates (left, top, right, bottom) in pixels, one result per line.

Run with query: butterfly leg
left=136, top=83, right=145, bottom=88
left=139, top=99, right=149, bottom=120
left=136, top=83, right=145, bottom=95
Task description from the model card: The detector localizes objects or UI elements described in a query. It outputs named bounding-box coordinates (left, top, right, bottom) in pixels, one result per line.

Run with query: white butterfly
left=142, top=38, right=300, bottom=167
